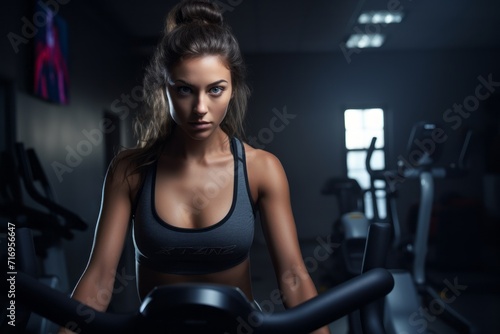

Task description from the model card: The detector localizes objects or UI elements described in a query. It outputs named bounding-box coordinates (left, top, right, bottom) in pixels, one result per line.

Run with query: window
left=344, top=108, right=386, bottom=219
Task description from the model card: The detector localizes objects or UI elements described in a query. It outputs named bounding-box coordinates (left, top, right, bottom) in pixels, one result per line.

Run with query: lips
left=189, top=121, right=210, bottom=125
left=188, top=121, right=212, bottom=130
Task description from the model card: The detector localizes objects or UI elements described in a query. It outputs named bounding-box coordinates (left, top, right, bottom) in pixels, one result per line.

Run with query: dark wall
left=244, top=49, right=500, bottom=241
left=1, top=0, right=143, bottom=309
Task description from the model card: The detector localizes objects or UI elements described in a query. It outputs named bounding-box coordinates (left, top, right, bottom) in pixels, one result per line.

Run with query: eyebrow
left=172, top=79, right=229, bottom=87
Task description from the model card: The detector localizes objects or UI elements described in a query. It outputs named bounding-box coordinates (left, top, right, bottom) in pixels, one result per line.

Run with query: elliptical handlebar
left=15, top=227, right=395, bottom=334
left=16, top=268, right=393, bottom=334
left=365, top=137, right=378, bottom=177
left=359, top=222, right=393, bottom=334
left=14, top=143, right=88, bottom=234
left=365, top=137, right=398, bottom=184
left=365, top=137, right=387, bottom=221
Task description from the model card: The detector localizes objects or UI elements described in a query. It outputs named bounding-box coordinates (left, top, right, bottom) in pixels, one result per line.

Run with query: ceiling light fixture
left=358, top=11, right=404, bottom=24
left=345, top=33, right=385, bottom=49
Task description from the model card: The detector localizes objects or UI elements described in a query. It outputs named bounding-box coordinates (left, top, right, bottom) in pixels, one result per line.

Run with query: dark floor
left=250, top=240, right=500, bottom=334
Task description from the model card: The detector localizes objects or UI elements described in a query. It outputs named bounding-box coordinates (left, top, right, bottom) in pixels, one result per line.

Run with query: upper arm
left=83, top=154, right=135, bottom=279
left=69, top=153, right=138, bottom=311
left=253, top=151, right=305, bottom=281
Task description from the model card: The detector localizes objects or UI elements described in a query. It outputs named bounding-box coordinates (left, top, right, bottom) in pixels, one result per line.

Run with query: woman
left=64, top=1, right=330, bottom=333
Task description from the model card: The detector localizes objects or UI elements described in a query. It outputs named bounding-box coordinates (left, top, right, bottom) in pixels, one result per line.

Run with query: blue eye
left=210, top=86, right=224, bottom=95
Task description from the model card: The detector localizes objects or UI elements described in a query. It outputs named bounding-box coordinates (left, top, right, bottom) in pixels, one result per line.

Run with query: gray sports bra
left=132, top=137, right=255, bottom=275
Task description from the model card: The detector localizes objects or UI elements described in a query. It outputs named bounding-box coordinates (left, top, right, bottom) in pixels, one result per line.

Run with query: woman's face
left=166, top=55, right=233, bottom=141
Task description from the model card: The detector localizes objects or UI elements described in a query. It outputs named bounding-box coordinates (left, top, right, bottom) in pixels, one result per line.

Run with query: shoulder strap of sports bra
left=231, top=137, right=245, bottom=161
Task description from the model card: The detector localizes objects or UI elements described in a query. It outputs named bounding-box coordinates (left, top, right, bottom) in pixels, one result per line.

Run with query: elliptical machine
left=369, top=122, right=477, bottom=334
left=321, top=177, right=370, bottom=284
left=323, top=122, right=478, bottom=333
left=6, top=220, right=395, bottom=333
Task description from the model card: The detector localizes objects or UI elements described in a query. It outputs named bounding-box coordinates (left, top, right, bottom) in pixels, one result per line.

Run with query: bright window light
left=358, top=11, right=404, bottom=25
left=346, top=34, right=385, bottom=49
left=344, top=108, right=386, bottom=219
left=344, top=108, right=384, bottom=149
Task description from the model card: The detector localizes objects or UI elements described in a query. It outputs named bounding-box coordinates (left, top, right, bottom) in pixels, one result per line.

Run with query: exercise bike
left=5, top=221, right=395, bottom=334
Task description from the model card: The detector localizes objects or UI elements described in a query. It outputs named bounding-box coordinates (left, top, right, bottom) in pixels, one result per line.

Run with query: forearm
left=279, top=265, right=331, bottom=334
left=58, top=271, right=115, bottom=333
left=70, top=275, right=115, bottom=312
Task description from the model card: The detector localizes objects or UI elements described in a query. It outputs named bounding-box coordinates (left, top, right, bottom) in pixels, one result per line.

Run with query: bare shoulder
left=243, top=143, right=284, bottom=173
left=108, top=149, right=133, bottom=178
left=242, top=143, right=288, bottom=195
left=106, top=149, right=142, bottom=196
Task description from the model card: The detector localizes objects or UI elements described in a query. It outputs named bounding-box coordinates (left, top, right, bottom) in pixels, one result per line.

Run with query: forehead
left=169, top=55, right=231, bottom=83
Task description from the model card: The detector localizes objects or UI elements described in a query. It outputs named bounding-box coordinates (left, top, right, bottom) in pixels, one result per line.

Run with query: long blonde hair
left=120, top=0, right=250, bottom=175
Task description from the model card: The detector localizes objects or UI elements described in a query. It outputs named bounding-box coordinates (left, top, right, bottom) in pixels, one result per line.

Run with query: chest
left=154, top=156, right=237, bottom=229
left=132, top=154, right=256, bottom=275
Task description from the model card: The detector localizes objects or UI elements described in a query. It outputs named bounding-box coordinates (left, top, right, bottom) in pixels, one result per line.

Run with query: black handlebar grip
left=259, top=268, right=394, bottom=333
left=361, top=222, right=392, bottom=272
left=359, top=222, right=393, bottom=334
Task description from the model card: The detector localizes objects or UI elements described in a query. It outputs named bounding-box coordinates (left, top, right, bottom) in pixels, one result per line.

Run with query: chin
left=185, top=124, right=225, bottom=141
left=187, top=130, right=214, bottom=141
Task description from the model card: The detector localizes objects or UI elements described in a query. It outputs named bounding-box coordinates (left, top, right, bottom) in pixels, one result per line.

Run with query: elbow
left=279, top=264, right=316, bottom=308
left=281, top=264, right=311, bottom=292
left=71, top=268, right=117, bottom=312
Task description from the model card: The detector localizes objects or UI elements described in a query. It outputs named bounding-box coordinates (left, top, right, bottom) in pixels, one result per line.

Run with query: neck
left=166, top=127, right=231, bottom=162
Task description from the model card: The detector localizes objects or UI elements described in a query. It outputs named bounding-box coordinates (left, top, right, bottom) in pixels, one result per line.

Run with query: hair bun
left=167, top=0, right=223, bottom=32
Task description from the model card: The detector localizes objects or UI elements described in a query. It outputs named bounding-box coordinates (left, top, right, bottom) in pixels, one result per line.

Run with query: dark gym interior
left=1, top=0, right=499, bottom=333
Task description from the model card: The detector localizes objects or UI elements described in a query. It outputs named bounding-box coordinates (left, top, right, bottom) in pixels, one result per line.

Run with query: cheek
left=216, top=99, right=231, bottom=120
left=223, top=101, right=231, bottom=116
left=220, top=93, right=232, bottom=113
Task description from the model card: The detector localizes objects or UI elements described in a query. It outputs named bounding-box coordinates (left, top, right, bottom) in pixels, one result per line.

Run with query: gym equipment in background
left=0, top=142, right=87, bottom=334
left=323, top=122, right=478, bottom=333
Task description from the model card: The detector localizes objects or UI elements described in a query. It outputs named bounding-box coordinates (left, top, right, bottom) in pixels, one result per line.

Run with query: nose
left=193, top=94, right=208, bottom=115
